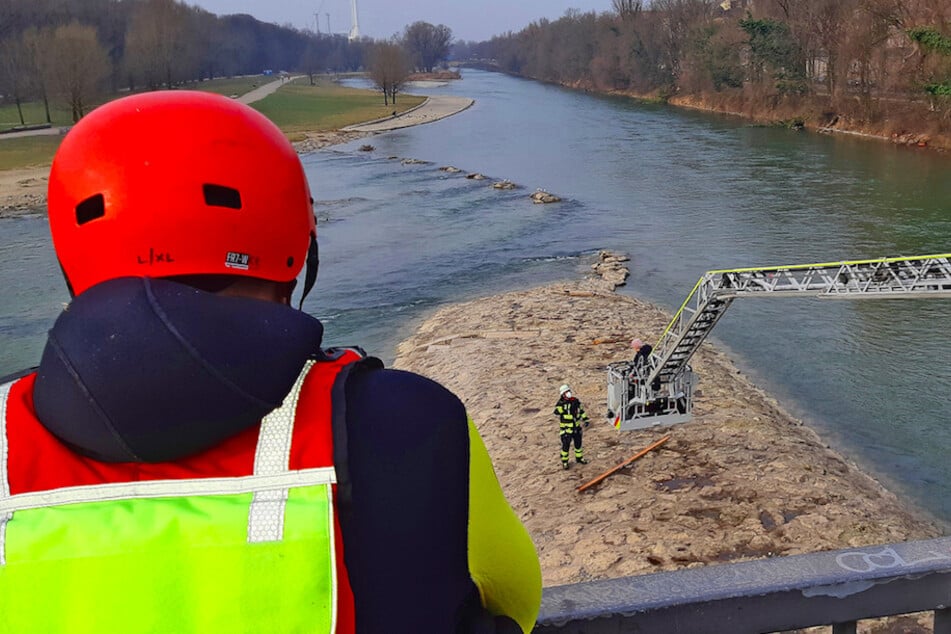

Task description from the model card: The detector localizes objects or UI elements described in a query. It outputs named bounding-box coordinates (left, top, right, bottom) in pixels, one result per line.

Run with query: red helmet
left=47, top=90, right=315, bottom=296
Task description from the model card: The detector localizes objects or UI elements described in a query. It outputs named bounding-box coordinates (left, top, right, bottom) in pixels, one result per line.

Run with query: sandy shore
left=393, top=258, right=944, bottom=591
left=0, top=168, right=48, bottom=217
left=341, top=95, right=474, bottom=133
left=0, top=131, right=367, bottom=218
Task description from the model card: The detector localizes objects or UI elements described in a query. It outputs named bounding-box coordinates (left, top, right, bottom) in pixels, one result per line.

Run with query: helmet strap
left=58, top=259, right=76, bottom=298
left=297, top=234, right=319, bottom=310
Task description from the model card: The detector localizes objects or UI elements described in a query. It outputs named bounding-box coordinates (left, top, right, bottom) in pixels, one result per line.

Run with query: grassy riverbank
left=0, top=136, right=61, bottom=171
left=0, top=75, right=422, bottom=171
left=253, top=80, right=424, bottom=140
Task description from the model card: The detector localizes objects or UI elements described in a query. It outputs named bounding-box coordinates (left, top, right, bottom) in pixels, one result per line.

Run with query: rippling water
left=2, top=70, right=950, bottom=523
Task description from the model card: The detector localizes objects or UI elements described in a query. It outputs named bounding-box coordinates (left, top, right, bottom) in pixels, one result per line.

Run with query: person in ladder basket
left=630, top=338, right=652, bottom=369
left=554, top=384, right=590, bottom=469
left=0, top=91, right=541, bottom=634
left=629, top=337, right=662, bottom=394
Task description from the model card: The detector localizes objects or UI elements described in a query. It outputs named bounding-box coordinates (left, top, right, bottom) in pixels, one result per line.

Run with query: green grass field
left=0, top=101, right=75, bottom=129
left=252, top=78, right=425, bottom=136
left=0, top=135, right=63, bottom=171
left=0, top=75, right=422, bottom=171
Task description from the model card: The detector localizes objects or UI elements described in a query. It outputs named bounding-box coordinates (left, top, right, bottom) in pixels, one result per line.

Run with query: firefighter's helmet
left=47, top=90, right=315, bottom=297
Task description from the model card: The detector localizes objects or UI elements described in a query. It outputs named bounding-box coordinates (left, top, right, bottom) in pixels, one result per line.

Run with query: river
left=1, top=69, right=950, bottom=524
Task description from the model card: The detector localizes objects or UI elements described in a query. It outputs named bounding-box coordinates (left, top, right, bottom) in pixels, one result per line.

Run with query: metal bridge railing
left=536, top=536, right=951, bottom=633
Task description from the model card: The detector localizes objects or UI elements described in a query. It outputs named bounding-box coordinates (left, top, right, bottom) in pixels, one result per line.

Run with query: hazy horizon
left=187, top=0, right=612, bottom=43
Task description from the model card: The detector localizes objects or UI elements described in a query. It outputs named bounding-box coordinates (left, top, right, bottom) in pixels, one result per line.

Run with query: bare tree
left=46, top=21, right=110, bottom=121
left=21, top=27, right=55, bottom=124
left=124, top=0, right=191, bottom=89
left=181, top=7, right=211, bottom=81
left=402, top=21, right=452, bottom=72
left=612, top=0, right=643, bottom=20
left=368, top=41, right=410, bottom=105
left=844, top=0, right=904, bottom=108
left=0, top=0, right=22, bottom=41
left=0, top=35, right=30, bottom=126
left=651, top=0, right=718, bottom=89
left=801, top=0, right=850, bottom=99
left=299, top=35, right=324, bottom=85
left=544, top=10, right=598, bottom=82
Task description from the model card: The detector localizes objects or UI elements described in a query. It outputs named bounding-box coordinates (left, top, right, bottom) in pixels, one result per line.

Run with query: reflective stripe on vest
left=0, top=380, right=11, bottom=567
left=0, top=360, right=338, bottom=633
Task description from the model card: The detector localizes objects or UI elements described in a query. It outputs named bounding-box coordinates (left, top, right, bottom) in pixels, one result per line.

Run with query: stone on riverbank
left=592, top=250, right=630, bottom=289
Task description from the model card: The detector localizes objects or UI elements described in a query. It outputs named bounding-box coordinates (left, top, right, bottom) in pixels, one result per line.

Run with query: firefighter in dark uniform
left=553, top=384, right=589, bottom=470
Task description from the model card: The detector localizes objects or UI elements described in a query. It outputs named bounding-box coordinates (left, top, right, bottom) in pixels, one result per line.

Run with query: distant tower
left=348, top=0, right=360, bottom=41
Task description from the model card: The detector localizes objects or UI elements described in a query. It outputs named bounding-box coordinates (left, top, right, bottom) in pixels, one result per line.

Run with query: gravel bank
left=393, top=255, right=943, bottom=589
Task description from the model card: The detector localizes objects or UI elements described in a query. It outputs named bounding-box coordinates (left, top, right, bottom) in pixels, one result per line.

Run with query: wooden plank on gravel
left=577, top=435, right=670, bottom=493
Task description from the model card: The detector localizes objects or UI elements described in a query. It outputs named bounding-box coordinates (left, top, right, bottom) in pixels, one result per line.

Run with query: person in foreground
left=0, top=91, right=541, bottom=633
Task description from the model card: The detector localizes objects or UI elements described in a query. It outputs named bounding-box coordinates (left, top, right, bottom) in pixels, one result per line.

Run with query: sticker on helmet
left=225, top=252, right=251, bottom=270
left=137, top=248, right=174, bottom=265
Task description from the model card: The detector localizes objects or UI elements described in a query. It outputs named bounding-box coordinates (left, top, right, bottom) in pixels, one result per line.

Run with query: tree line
left=458, top=0, right=950, bottom=129
left=0, top=0, right=454, bottom=124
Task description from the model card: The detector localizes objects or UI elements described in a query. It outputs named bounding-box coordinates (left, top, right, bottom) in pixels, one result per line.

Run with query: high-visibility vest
left=0, top=353, right=358, bottom=633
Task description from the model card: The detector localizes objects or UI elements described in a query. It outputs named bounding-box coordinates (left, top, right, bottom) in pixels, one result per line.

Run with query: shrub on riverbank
left=667, top=90, right=948, bottom=150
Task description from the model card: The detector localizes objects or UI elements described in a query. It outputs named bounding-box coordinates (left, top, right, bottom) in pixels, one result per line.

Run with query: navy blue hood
left=33, top=277, right=324, bottom=463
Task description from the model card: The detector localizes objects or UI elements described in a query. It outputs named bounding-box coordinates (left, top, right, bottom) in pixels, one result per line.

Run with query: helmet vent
left=75, top=194, right=105, bottom=225
left=203, top=184, right=242, bottom=209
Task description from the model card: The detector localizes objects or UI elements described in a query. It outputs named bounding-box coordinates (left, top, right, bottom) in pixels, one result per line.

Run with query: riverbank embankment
left=554, top=75, right=950, bottom=152
left=667, top=91, right=948, bottom=151
left=0, top=94, right=474, bottom=218
left=393, top=253, right=944, bottom=588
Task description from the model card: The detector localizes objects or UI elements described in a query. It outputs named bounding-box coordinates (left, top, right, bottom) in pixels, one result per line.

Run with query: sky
left=187, top=0, right=612, bottom=43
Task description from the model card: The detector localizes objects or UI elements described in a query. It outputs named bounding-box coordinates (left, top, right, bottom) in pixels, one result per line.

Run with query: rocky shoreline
left=393, top=252, right=944, bottom=589
left=0, top=169, right=48, bottom=217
